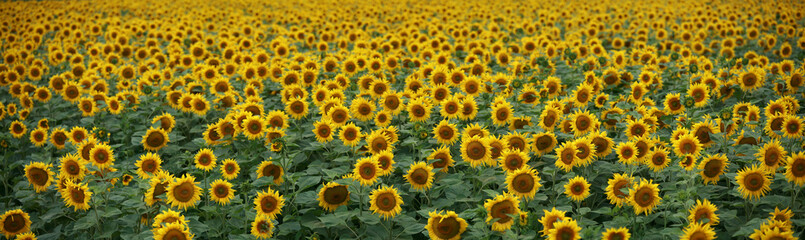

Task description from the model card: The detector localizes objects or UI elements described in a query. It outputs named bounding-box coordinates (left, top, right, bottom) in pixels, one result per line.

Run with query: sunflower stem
left=791, top=182, right=799, bottom=209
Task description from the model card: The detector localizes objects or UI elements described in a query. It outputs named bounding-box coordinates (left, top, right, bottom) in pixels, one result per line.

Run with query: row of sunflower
left=1, top=0, right=805, bottom=239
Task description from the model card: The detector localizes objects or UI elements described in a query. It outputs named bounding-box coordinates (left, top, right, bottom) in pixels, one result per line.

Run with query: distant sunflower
left=572, top=138, right=595, bottom=167
left=136, top=152, right=162, bottom=179
left=664, top=93, right=685, bottom=114
left=587, top=131, right=614, bottom=158
left=679, top=222, right=715, bottom=240
left=407, top=98, right=432, bottom=122
left=151, top=113, right=176, bottom=133
left=698, top=154, right=729, bottom=185
left=13, top=232, right=36, bottom=240
left=153, top=222, right=193, bottom=240
left=25, top=162, right=53, bottom=193
left=29, top=128, right=47, bottom=147
left=628, top=179, right=661, bottom=215
left=350, top=97, right=375, bottom=121
left=645, top=147, right=671, bottom=172
left=326, top=105, right=351, bottom=127
left=484, top=192, right=520, bottom=232
left=352, top=157, right=380, bottom=186
left=142, top=127, right=169, bottom=151
left=735, top=165, right=771, bottom=200
left=254, top=188, right=285, bottom=219
left=425, top=210, right=468, bottom=240
left=369, top=185, right=403, bottom=219
left=602, top=227, right=630, bottom=240
left=50, top=127, right=69, bottom=149
left=605, top=173, right=634, bottom=207
left=0, top=209, right=31, bottom=238
left=569, top=110, right=598, bottom=137
left=538, top=105, right=562, bottom=130
left=625, top=118, right=650, bottom=139
left=785, top=152, right=805, bottom=186
left=781, top=115, right=803, bottom=138
left=194, top=148, right=217, bottom=171
left=220, top=159, right=240, bottom=180
left=338, top=123, right=362, bottom=147
left=532, top=132, right=558, bottom=156
left=564, top=176, right=591, bottom=202
left=365, top=130, right=392, bottom=154
left=251, top=214, right=274, bottom=239
left=461, top=136, right=490, bottom=167
left=615, top=141, right=638, bottom=165
left=257, top=160, right=284, bottom=185
left=433, top=120, right=459, bottom=145
left=440, top=96, right=462, bottom=119
left=506, top=166, right=542, bottom=200
left=768, top=207, right=793, bottom=225
left=61, top=179, right=92, bottom=211
left=405, top=162, right=434, bottom=191
left=242, top=115, right=266, bottom=140
left=548, top=219, right=581, bottom=240
left=166, top=174, right=202, bottom=210
left=737, top=67, right=765, bottom=92
left=673, top=133, right=703, bottom=157
left=312, top=118, right=335, bottom=143
left=285, top=97, right=309, bottom=120
left=317, top=182, right=349, bottom=212
left=9, top=120, right=26, bottom=139
left=555, top=142, right=578, bottom=172
left=498, top=149, right=529, bottom=173
left=688, top=83, right=710, bottom=108
left=266, top=110, right=290, bottom=129
left=209, top=179, right=235, bottom=205
left=59, top=153, right=86, bottom=181
left=490, top=101, right=513, bottom=126
left=152, top=209, right=187, bottom=229
left=145, top=171, right=173, bottom=206
left=756, top=140, right=786, bottom=172
left=539, top=208, right=569, bottom=236
left=688, top=199, right=719, bottom=226
left=428, top=145, right=454, bottom=172
left=459, top=97, right=479, bottom=120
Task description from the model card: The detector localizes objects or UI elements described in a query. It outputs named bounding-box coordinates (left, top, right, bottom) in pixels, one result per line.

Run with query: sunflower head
left=369, top=185, right=403, bottom=220
left=166, top=174, right=202, bottom=210
left=405, top=162, right=434, bottom=191
left=142, top=127, right=169, bottom=151
left=628, top=179, right=662, bottom=215
left=506, top=166, right=542, bottom=200
left=317, top=182, right=350, bottom=212
left=209, top=179, right=235, bottom=205
left=254, top=188, right=285, bottom=219
left=352, top=157, right=380, bottom=186
left=25, top=161, right=53, bottom=193
left=257, top=160, right=284, bottom=185
left=735, top=165, right=771, bottom=200
left=425, top=210, right=468, bottom=240
left=0, top=209, right=31, bottom=238
left=484, top=192, right=521, bottom=232
left=194, top=148, right=217, bottom=171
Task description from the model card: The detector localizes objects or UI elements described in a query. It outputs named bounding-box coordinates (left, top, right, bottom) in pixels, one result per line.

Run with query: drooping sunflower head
left=317, top=182, right=350, bottom=212
left=257, top=160, right=284, bottom=185
left=605, top=173, right=634, bottom=207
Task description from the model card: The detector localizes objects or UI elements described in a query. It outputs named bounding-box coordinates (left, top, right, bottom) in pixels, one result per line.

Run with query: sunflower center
left=786, top=121, right=800, bottom=133
left=344, top=129, right=356, bottom=140
left=262, top=165, right=281, bottom=180
left=376, top=193, right=396, bottom=211
left=652, top=154, right=666, bottom=166
left=635, top=188, right=653, bottom=207
left=215, top=186, right=228, bottom=197
left=411, top=169, right=428, bottom=185
left=29, top=167, right=48, bottom=186
left=466, top=141, right=486, bottom=160
left=543, top=113, right=556, bottom=127
left=371, top=137, right=387, bottom=152
left=621, top=148, right=633, bottom=159
left=359, top=105, right=371, bottom=115
left=413, top=105, right=426, bottom=117
left=226, top=164, right=235, bottom=173
left=260, top=196, right=278, bottom=213
left=173, top=182, right=195, bottom=202
left=143, top=160, right=156, bottom=172
left=433, top=216, right=460, bottom=239
left=506, top=156, right=522, bottom=169
left=164, top=228, right=187, bottom=240
left=147, top=132, right=165, bottom=148
left=613, top=181, right=629, bottom=198
left=490, top=200, right=514, bottom=223
left=512, top=174, right=534, bottom=193
left=558, top=228, right=574, bottom=240
left=318, top=126, right=330, bottom=137
left=792, top=159, right=805, bottom=176
left=3, top=213, right=25, bottom=233
left=744, top=173, right=764, bottom=191
left=764, top=150, right=779, bottom=167
left=360, top=163, right=376, bottom=179
left=432, top=154, right=448, bottom=168
left=689, top=231, right=708, bottom=240
left=71, top=188, right=85, bottom=202
left=535, top=135, right=553, bottom=151
left=439, top=127, right=453, bottom=139
left=66, top=162, right=80, bottom=175
left=561, top=148, right=575, bottom=165
left=324, top=185, right=348, bottom=204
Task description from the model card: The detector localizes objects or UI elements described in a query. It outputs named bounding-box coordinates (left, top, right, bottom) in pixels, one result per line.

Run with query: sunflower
left=440, top=96, right=462, bottom=119
left=0, top=209, right=31, bottom=238
left=425, top=210, right=468, bottom=240
left=251, top=214, right=274, bottom=239
left=350, top=97, right=375, bottom=121
left=242, top=115, right=266, bottom=140
left=736, top=165, right=771, bottom=200
left=737, top=67, right=765, bottom=92
left=785, top=152, right=805, bottom=186
left=285, top=97, right=309, bottom=120
left=408, top=97, right=432, bottom=122
left=136, top=152, right=162, bottom=179
left=628, top=179, right=661, bottom=215
left=352, top=157, right=380, bottom=186
left=13, top=232, right=35, bottom=240
left=151, top=113, right=176, bottom=133
left=613, top=141, right=637, bottom=165
left=503, top=131, right=529, bottom=153
left=428, top=145, right=454, bottom=172
left=254, top=188, right=285, bottom=219
left=257, top=160, right=284, bottom=185
left=194, top=148, right=217, bottom=171
left=220, top=159, right=240, bottom=180
left=462, top=123, right=489, bottom=139
left=605, top=173, right=634, bottom=207
left=369, top=185, right=403, bottom=219
left=564, top=176, right=591, bottom=202
left=664, top=93, right=686, bottom=114
left=339, top=123, right=362, bottom=147
left=498, top=149, right=529, bottom=173
left=568, top=110, right=598, bottom=137
left=49, top=127, right=68, bottom=149
left=461, top=136, right=491, bottom=167
left=312, top=118, right=335, bottom=143
left=266, top=110, right=289, bottom=129
left=29, top=128, right=47, bottom=147
left=60, top=179, right=92, bottom=211
left=506, top=165, right=542, bottom=200
left=142, top=127, right=169, bottom=151
left=166, top=174, right=202, bottom=210
left=25, top=162, right=53, bottom=193
left=624, top=118, right=650, bottom=139
left=152, top=209, right=188, bottom=229
left=59, top=153, right=86, bottom=181
left=688, top=83, right=710, bottom=108
left=555, top=141, right=578, bottom=172
left=365, top=130, right=392, bottom=154
left=602, top=227, right=631, bottom=240
left=490, top=101, right=513, bottom=126
left=381, top=91, right=405, bottom=115
left=209, top=179, right=235, bottom=205
left=781, top=115, right=803, bottom=138
left=548, top=219, right=581, bottom=240
left=458, top=96, right=479, bottom=120
left=317, top=182, right=350, bottom=212
left=679, top=222, right=715, bottom=240
left=673, top=133, right=703, bottom=157
left=688, top=199, right=719, bottom=225
left=405, top=162, right=434, bottom=191
left=484, top=192, right=520, bottom=232
left=532, top=132, right=558, bottom=156
left=145, top=171, right=173, bottom=206
left=433, top=120, right=459, bottom=145
left=769, top=207, right=793, bottom=226
left=572, top=83, right=594, bottom=106
left=153, top=222, right=193, bottom=240
left=9, top=120, right=26, bottom=139
left=698, top=154, right=729, bottom=185
left=645, top=147, right=671, bottom=172
left=537, top=105, right=561, bottom=131
left=539, top=208, right=570, bottom=236
left=326, top=105, right=350, bottom=127
left=691, top=120, right=719, bottom=147
left=572, top=138, right=596, bottom=166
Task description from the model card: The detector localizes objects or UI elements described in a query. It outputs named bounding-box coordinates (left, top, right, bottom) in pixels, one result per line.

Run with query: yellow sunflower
left=369, top=185, right=403, bottom=220
left=251, top=214, right=274, bottom=239
left=153, top=222, right=194, bottom=240
left=433, top=120, right=459, bottom=145
left=220, top=159, right=240, bottom=180
left=539, top=208, right=569, bottom=236
left=350, top=97, right=376, bottom=121
left=673, top=133, right=703, bottom=157
left=59, top=153, right=86, bottom=181
left=60, top=179, right=92, bottom=211
left=498, top=149, right=529, bottom=173
left=312, top=118, right=335, bottom=143
left=241, top=115, right=267, bottom=140
left=538, top=105, right=562, bottom=130
left=768, top=207, right=793, bottom=226
left=352, top=157, right=380, bottom=186
left=166, top=174, right=202, bottom=210
left=461, top=136, right=491, bottom=167
left=194, top=148, right=217, bottom=171
left=439, top=96, right=462, bottom=120
left=736, top=165, right=771, bottom=200
left=29, top=128, right=47, bottom=147
left=428, top=145, right=454, bottom=172
left=152, top=112, right=176, bottom=133
left=605, top=173, right=634, bottom=207
left=374, top=150, right=396, bottom=176
left=425, top=210, right=468, bottom=240
left=569, top=109, right=599, bottom=137
left=548, top=219, right=581, bottom=240
left=737, top=67, right=765, bottom=92
left=506, top=165, right=542, bottom=200
left=9, top=120, right=27, bottom=139
left=285, top=97, right=309, bottom=120
left=317, top=182, right=350, bottom=212
left=532, top=132, right=558, bottom=156
left=209, top=179, right=235, bottom=205
left=266, top=110, right=290, bottom=129
left=601, top=227, right=630, bottom=240
left=142, top=127, right=169, bottom=151
left=490, top=101, right=513, bottom=126
left=407, top=97, right=432, bottom=122
left=339, top=123, right=363, bottom=147
left=555, top=141, right=579, bottom=172
left=688, top=199, right=719, bottom=225
left=679, top=222, right=715, bottom=240
left=628, top=179, right=661, bottom=215
left=152, top=209, right=188, bottom=229
left=49, top=127, right=69, bottom=149
left=365, top=130, right=393, bottom=154
left=135, top=152, right=162, bottom=179
left=781, top=115, right=803, bottom=138
left=254, top=188, right=285, bottom=219
left=484, top=192, right=520, bottom=232
left=257, top=160, right=284, bottom=185
left=405, top=162, right=434, bottom=191
left=0, top=209, right=31, bottom=238
left=88, top=143, right=115, bottom=170
left=25, top=162, right=53, bottom=193
left=326, top=105, right=351, bottom=127
left=698, top=154, right=729, bottom=185
left=564, top=176, right=591, bottom=202
left=664, top=93, right=685, bottom=115
left=785, top=152, right=805, bottom=186
left=756, top=139, right=786, bottom=172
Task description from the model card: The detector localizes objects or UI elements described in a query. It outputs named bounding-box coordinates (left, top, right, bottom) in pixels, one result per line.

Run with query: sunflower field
left=1, top=0, right=805, bottom=239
